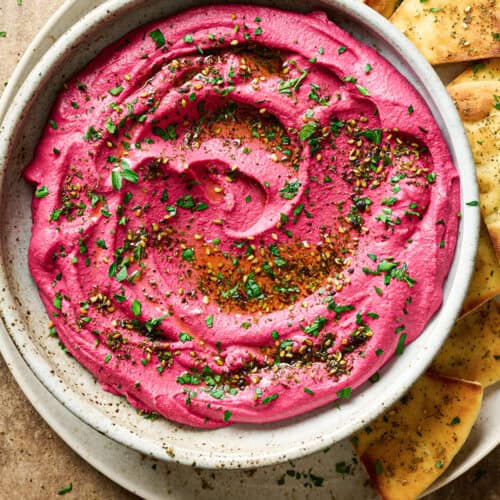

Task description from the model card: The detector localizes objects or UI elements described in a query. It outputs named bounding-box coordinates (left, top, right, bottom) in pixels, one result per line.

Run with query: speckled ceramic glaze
left=0, top=0, right=479, bottom=468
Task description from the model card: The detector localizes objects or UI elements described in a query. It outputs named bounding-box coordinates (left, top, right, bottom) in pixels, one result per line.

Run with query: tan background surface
left=0, top=0, right=498, bottom=498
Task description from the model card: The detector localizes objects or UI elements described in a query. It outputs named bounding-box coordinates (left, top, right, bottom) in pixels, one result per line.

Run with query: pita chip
left=352, top=372, right=483, bottom=500
left=448, top=59, right=500, bottom=261
left=390, top=0, right=500, bottom=65
left=461, top=220, right=500, bottom=316
left=432, top=299, right=500, bottom=386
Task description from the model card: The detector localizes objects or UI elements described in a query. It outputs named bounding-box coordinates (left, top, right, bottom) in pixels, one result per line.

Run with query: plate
left=0, top=0, right=496, bottom=495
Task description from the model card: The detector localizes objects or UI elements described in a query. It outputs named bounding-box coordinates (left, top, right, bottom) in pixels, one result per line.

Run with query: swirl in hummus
left=25, top=6, right=460, bottom=428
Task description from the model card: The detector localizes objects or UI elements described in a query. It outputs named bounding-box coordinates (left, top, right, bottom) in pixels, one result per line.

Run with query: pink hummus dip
left=25, top=5, right=460, bottom=428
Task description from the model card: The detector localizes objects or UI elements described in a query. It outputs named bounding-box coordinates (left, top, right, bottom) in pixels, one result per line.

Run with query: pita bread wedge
left=461, top=220, right=500, bottom=316
left=448, top=59, right=500, bottom=261
left=390, top=0, right=500, bottom=65
left=352, top=372, right=483, bottom=500
left=366, top=0, right=401, bottom=18
left=432, top=299, right=500, bottom=386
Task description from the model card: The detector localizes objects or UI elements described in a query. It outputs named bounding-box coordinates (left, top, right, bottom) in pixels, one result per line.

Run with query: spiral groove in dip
left=25, top=6, right=460, bottom=427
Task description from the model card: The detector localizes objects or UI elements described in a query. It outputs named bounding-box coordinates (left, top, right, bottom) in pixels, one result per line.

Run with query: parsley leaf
left=336, top=387, right=352, bottom=399
left=354, top=128, right=382, bottom=145
left=244, top=272, right=264, bottom=299
left=301, top=316, right=327, bottom=337
left=149, top=29, right=165, bottom=48
left=299, top=122, right=317, bottom=142
left=278, top=69, right=308, bottom=95
left=131, top=299, right=142, bottom=316
left=181, top=247, right=195, bottom=262
left=279, top=180, right=301, bottom=200
left=35, top=186, right=49, bottom=198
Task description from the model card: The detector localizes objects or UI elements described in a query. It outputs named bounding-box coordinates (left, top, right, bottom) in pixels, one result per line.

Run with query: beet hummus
left=25, top=5, right=460, bottom=428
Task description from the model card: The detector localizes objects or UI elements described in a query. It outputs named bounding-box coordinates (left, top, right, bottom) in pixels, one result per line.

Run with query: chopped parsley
left=354, top=128, right=382, bottom=145
left=395, top=333, right=407, bottom=355
left=53, top=293, right=62, bottom=310
left=179, top=332, right=193, bottom=342
left=57, top=484, right=73, bottom=495
left=355, top=84, right=370, bottom=96
left=152, top=123, right=177, bottom=140
left=149, top=29, right=165, bottom=48
left=262, top=393, right=278, bottom=404
left=131, top=299, right=142, bottom=316
left=327, top=300, right=355, bottom=318
left=35, top=186, right=49, bottom=198
left=278, top=69, right=307, bottom=95
left=111, top=160, right=139, bottom=190
left=301, top=316, right=327, bottom=337
left=299, top=121, right=317, bottom=142
left=83, top=126, right=101, bottom=142
left=108, top=86, right=124, bottom=96
left=244, top=272, right=264, bottom=299
left=181, top=247, right=195, bottom=262
left=279, top=180, right=301, bottom=200
left=336, top=387, right=352, bottom=399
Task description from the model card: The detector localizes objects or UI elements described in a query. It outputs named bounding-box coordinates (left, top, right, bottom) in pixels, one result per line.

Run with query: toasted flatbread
left=432, top=299, right=500, bottom=386
left=448, top=59, right=500, bottom=261
left=461, top=220, right=500, bottom=316
left=366, top=0, right=401, bottom=18
left=390, top=0, right=500, bottom=65
left=352, top=372, right=483, bottom=500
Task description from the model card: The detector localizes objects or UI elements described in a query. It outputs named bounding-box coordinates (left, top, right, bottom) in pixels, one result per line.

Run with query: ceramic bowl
left=0, top=0, right=479, bottom=468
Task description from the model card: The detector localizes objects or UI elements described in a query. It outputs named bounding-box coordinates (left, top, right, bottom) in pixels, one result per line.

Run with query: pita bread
left=352, top=372, right=483, bottom=500
left=390, top=0, right=500, bottom=65
left=448, top=59, right=500, bottom=261
left=432, top=299, right=500, bottom=386
left=461, top=220, right=500, bottom=316
left=366, top=0, right=401, bottom=18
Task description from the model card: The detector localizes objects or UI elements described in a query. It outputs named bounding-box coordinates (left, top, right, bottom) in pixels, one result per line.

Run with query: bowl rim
left=0, top=0, right=480, bottom=468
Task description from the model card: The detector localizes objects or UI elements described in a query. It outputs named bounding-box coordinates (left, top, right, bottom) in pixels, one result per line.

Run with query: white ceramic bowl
left=0, top=0, right=479, bottom=468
